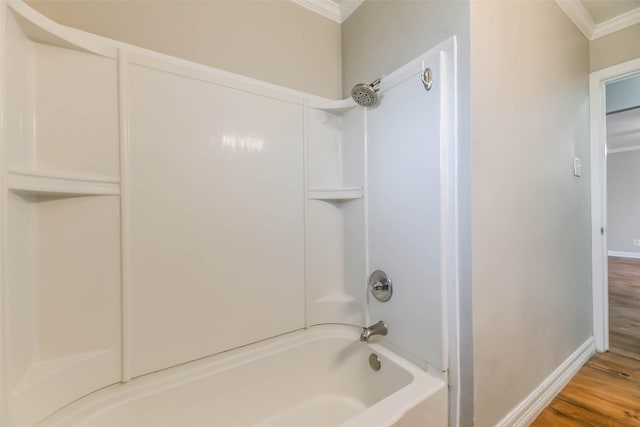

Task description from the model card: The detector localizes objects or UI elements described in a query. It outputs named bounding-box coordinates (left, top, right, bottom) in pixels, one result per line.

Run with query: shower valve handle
left=368, top=270, right=393, bottom=302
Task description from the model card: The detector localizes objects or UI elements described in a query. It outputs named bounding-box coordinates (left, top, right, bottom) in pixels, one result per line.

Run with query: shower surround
left=0, top=1, right=458, bottom=426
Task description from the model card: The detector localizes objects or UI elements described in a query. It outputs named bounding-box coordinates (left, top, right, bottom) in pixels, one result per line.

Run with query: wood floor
left=531, top=352, right=640, bottom=426
left=609, top=256, right=640, bottom=359
left=531, top=257, right=640, bottom=426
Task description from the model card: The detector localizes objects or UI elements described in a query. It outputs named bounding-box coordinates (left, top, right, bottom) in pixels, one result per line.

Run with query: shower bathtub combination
left=38, top=327, right=447, bottom=427
left=0, top=1, right=458, bottom=426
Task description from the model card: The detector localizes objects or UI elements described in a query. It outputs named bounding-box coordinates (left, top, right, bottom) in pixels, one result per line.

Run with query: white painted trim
left=608, top=250, right=640, bottom=259
left=496, top=337, right=595, bottom=427
left=592, top=7, right=640, bottom=40
left=608, top=145, right=640, bottom=154
left=289, top=0, right=364, bottom=23
left=555, top=0, right=594, bottom=40
left=555, top=0, right=640, bottom=41
left=590, top=57, right=640, bottom=353
left=290, top=0, right=341, bottom=23
left=591, top=67, right=609, bottom=353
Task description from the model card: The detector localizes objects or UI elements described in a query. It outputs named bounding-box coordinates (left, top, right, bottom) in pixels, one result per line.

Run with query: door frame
left=590, top=57, right=640, bottom=352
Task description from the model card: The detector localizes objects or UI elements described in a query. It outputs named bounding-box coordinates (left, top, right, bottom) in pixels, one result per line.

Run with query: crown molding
left=291, top=0, right=341, bottom=23
left=592, top=6, right=640, bottom=39
left=555, top=0, right=594, bottom=39
left=556, top=0, right=640, bottom=40
left=290, top=0, right=365, bottom=23
left=297, top=0, right=638, bottom=33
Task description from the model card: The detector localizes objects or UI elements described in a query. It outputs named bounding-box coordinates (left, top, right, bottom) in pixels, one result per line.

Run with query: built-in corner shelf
left=8, top=170, right=120, bottom=196
left=306, top=97, right=357, bottom=114
left=307, top=187, right=363, bottom=201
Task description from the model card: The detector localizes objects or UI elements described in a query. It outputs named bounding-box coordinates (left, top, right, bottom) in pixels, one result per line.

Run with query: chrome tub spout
left=360, top=321, right=388, bottom=343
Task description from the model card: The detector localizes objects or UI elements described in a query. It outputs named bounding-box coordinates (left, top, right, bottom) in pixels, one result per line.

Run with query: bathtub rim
left=36, top=324, right=446, bottom=427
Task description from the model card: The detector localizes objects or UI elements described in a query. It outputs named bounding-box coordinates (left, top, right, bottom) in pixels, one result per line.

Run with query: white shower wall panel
left=36, top=195, right=122, bottom=361
left=307, top=200, right=345, bottom=303
left=34, top=44, right=118, bottom=177
left=127, top=61, right=306, bottom=377
left=340, top=107, right=366, bottom=306
left=5, top=194, right=122, bottom=427
left=367, top=47, right=449, bottom=371
left=4, top=9, right=35, bottom=170
left=306, top=108, right=343, bottom=188
left=340, top=107, right=365, bottom=189
left=5, top=192, right=38, bottom=392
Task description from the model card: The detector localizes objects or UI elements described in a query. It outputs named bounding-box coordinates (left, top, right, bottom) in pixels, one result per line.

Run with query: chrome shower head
left=351, top=78, right=381, bottom=108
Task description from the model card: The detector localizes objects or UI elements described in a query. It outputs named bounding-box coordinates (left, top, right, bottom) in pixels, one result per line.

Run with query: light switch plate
left=573, top=157, right=582, bottom=177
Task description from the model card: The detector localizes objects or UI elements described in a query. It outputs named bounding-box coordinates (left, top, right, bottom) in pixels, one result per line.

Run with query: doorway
left=590, top=58, right=640, bottom=354
left=605, top=74, right=640, bottom=359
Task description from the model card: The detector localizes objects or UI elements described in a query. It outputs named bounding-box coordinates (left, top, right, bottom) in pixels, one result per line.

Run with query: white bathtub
left=38, top=326, right=447, bottom=427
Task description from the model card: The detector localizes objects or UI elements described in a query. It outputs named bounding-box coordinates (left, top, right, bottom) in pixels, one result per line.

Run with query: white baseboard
left=608, top=250, right=640, bottom=259
left=496, top=337, right=596, bottom=427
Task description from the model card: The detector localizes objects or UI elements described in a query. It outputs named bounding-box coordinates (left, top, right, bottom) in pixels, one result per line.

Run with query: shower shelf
left=306, top=98, right=357, bottom=114
left=8, top=170, right=120, bottom=196
left=307, top=187, right=363, bottom=201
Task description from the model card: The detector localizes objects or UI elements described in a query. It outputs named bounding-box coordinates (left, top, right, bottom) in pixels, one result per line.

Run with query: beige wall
left=471, top=1, right=591, bottom=426
left=341, top=0, right=468, bottom=98
left=26, top=0, right=342, bottom=99
left=342, top=1, right=474, bottom=425
left=590, top=23, right=640, bottom=71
